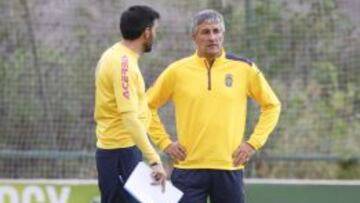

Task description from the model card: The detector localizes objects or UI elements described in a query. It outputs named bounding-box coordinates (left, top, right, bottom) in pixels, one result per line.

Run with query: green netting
left=0, top=0, right=359, bottom=179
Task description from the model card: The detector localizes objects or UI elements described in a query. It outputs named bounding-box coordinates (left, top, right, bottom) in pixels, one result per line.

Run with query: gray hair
left=191, top=9, right=225, bottom=34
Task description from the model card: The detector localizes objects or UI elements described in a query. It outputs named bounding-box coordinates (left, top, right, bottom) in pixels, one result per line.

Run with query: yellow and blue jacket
left=147, top=50, right=281, bottom=170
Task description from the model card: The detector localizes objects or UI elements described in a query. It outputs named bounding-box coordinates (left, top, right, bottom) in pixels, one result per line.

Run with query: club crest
left=225, top=74, right=233, bottom=87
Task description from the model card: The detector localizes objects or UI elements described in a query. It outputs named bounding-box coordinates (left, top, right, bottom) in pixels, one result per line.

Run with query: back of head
left=120, top=5, right=160, bottom=40
left=191, top=9, right=225, bottom=34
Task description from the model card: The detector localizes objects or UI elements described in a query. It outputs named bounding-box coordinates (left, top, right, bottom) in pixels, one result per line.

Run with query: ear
left=143, top=27, right=151, bottom=39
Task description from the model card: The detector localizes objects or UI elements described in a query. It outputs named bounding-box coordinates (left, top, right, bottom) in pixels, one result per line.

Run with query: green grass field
left=1, top=179, right=359, bottom=203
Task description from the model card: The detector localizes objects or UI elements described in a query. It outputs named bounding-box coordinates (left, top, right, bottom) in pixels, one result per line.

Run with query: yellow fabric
left=147, top=50, right=281, bottom=170
left=121, top=112, right=160, bottom=164
left=94, top=42, right=159, bottom=163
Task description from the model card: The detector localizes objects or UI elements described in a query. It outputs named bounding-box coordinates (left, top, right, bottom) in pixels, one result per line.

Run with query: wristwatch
left=150, top=162, right=159, bottom=166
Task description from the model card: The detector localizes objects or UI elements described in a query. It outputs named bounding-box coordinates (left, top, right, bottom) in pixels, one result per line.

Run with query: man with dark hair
left=94, top=5, right=165, bottom=203
left=147, top=9, right=281, bottom=203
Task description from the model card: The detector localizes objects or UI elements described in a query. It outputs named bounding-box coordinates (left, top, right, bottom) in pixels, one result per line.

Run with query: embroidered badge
left=225, top=74, right=233, bottom=87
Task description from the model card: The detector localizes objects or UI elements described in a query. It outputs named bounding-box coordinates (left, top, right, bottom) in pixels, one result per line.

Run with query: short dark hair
left=120, top=5, right=160, bottom=40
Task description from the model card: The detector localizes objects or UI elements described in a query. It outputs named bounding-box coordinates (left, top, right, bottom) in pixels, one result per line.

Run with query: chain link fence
left=0, top=0, right=359, bottom=179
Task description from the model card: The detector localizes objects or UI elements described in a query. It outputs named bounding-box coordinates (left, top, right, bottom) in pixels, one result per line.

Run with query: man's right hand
left=164, top=142, right=187, bottom=162
left=150, top=163, right=167, bottom=192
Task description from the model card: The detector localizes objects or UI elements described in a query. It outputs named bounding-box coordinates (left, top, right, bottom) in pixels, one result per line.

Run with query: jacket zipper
left=204, top=60, right=213, bottom=90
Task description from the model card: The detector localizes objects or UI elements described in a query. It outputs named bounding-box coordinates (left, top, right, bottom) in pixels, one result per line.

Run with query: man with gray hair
left=147, top=9, right=281, bottom=203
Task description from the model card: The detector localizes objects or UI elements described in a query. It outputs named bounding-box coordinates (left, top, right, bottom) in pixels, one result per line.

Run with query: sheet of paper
left=124, top=162, right=183, bottom=203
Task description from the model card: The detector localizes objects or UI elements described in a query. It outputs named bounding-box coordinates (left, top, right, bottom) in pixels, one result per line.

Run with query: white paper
left=124, top=162, right=183, bottom=203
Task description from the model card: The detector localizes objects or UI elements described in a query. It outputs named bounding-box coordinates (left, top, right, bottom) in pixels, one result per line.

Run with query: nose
left=208, top=32, right=216, bottom=41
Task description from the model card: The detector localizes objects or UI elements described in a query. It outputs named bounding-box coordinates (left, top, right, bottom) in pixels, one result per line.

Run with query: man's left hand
left=150, top=163, right=167, bottom=192
left=232, top=143, right=256, bottom=167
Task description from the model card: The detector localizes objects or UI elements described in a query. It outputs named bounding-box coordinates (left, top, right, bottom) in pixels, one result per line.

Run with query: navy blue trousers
left=171, top=168, right=245, bottom=203
left=96, top=147, right=141, bottom=203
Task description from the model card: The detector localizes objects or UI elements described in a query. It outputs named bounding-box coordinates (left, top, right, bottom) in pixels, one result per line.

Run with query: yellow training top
left=147, top=50, right=281, bottom=170
left=94, top=42, right=151, bottom=149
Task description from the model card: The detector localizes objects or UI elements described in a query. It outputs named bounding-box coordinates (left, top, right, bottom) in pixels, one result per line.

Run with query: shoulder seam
left=225, top=53, right=254, bottom=66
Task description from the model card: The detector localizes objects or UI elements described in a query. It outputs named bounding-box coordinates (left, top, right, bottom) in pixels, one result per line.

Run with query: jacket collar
left=191, top=48, right=226, bottom=67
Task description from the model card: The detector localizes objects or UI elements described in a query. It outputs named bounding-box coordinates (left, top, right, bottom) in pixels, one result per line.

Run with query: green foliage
left=337, top=159, right=360, bottom=179
left=224, top=0, right=359, bottom=178
left=0, top=0, right=359, bottom=179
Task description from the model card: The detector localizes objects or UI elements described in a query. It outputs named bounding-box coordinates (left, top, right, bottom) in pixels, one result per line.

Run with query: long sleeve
left=146, top=67, right=175, bottom=151
left=122, top=112, right=161, bottom=164
left=247, top=65, right=281, bottom=150
left=112, top=55, right=160, bottom=164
